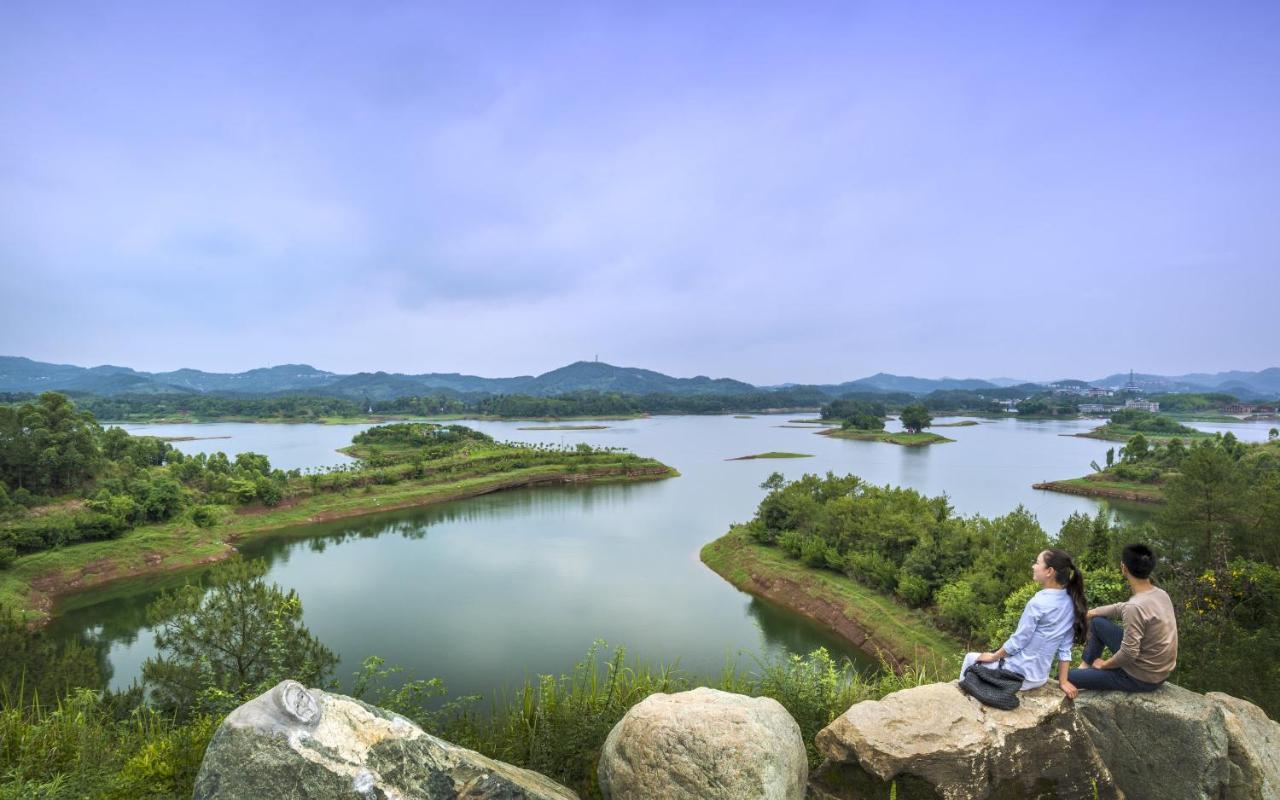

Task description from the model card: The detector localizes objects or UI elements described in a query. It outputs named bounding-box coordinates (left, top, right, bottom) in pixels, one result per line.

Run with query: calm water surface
left=60, top=415, right=1270, bottom=695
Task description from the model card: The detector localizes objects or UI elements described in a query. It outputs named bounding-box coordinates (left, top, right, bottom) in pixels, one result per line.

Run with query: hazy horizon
left=3, top=2, right=1278, bottom=384
left=5, top=351, right=1277, bottom=389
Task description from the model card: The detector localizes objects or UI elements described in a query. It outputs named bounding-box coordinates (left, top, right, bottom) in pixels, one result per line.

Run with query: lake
left=53, top=414, right=1271, bottom=697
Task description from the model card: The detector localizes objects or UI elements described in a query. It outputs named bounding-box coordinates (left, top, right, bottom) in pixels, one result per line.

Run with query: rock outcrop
left=597, top=686, right=807, bottom=800
left=811, top=681, right=1280, bottom=800
left=811, top=682, right=1118, bottom=799
left=192, top=680, right=577, bottom=800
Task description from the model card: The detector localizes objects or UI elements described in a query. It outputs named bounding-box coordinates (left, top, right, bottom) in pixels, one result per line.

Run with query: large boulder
left=193, top=680, right=577, bottom=800
left=810, top=682, right=1118, bottom=799
left=597, top=686, right=807, bottom=800
left=1074, top=683, right=1231, bottom=800
left=1207, top=693, right=1280, bottom=800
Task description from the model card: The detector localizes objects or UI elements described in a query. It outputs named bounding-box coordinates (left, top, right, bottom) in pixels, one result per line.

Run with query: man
left=1061, top=544, right=1177, bottom=697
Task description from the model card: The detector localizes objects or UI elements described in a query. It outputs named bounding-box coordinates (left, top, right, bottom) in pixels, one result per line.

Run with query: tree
left=900, top=404, right=932, bottom=434
left=1159, top=441, right=1243, bottom=568
left=142, top=557, right=337, bottom=715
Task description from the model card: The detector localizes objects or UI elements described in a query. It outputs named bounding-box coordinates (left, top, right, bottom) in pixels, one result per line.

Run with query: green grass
left=1075, top=424, right=1215, bottom=443
left=700, top=527, right=960, bottom=674
left=515, top=425, right=610, bottom=431
left=820, top=429, right=955, bottom=446
left=932, top=420, right=979, bottom=427
left=1, top=453, right=675, bottom=624
left=1032, top=476, right=1165, bottom=503
left=726, top=452, right=813, bottom=460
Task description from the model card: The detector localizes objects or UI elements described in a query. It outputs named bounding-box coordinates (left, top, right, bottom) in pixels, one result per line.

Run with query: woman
left=961, top=548, right=1088, bottom=697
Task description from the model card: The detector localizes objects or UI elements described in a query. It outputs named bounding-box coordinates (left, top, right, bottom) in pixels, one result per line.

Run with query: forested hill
left=3, top=355, right=1280, bottom=401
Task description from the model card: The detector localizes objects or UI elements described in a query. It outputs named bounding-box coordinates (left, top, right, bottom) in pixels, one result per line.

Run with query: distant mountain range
left=2, top=356, right=1277, bottom=401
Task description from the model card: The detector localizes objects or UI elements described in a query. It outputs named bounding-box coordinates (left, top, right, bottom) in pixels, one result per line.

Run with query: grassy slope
left=726, top=452, right=813, bottom=460
left=2, top=454, right=674, bottom=624
left=700, top=527, right=959, bottom=673
left=821, top=429, right=955, bottom=446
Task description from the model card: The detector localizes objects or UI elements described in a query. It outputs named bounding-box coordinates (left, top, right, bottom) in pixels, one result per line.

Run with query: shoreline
left=7, top=463, right=675, bottom=626
left=1032, top=478, right=1164, bottom=504
left=699, top=527, right=959, bottom=674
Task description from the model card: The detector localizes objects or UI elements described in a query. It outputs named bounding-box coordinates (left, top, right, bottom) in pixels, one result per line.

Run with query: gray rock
left=810, top=682, right=1118, bottom=800
left=1075, top=683, right=1231, bottom=800
left=1208, top=692, right=1280, bottom=800
left=597, top=687, right=807, bottom=800
left=193, top=680, right=578, bottom=800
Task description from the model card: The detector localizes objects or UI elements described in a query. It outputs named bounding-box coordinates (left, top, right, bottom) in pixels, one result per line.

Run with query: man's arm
left=1094, top=604, right=1143, bottom=670
left=1088, top=602, right=1123, bottom=621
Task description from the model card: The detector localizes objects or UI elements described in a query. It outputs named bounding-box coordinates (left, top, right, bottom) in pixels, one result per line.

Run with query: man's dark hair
left=1122, top=544, right=1156, bottom=579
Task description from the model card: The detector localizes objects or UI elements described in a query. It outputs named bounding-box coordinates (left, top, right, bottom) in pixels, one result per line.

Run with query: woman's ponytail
left=1043, top=548, right=1088, bottom=644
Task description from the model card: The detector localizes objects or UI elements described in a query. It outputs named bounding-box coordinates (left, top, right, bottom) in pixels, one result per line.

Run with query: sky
left=1, top=1, right=1278, bottom=385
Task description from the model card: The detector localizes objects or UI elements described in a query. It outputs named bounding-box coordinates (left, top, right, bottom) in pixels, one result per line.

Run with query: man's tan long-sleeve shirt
left=1093, top=586, right=1178, bottom=684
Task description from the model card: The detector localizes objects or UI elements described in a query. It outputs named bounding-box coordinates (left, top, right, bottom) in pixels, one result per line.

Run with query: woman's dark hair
left=1043, top=548, right=1088, bottom=644
left=1122, top=543, right=1156, bottom=579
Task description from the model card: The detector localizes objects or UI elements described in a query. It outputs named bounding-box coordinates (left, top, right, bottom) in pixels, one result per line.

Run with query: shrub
left=895, top=572, right=931, bottom=607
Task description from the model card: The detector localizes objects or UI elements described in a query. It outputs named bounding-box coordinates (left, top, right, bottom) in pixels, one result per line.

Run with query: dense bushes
left=745, top=473, right=1052, bottom=639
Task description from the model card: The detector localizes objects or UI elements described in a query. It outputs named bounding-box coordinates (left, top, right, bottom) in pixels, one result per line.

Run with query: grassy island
left=1035, top=431, right=1280, bottom=506
left=820, top=428, right=954, bottom=446
left=932, top=420, right=980, bottom=427
left=1074, top=409, right=1209, bottom=443
left=515, top=424, right=610, bottom=431
left=0, top=413, right=674, bottom=624
left=726, top=452, right=813, bottom=460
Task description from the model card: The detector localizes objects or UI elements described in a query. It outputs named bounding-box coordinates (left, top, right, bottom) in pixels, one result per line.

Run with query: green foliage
left=1055, top=509, right=1120, bottom=570
left=142, top=557, right=337, bottom=717
left=0, top=605, right=102, bottom=706
left=0, top=393, right=103, bottom=494
left=823, top=399, right=887, bottom=431
left=437, top=642, right=939, bottom=798
left=1107, top=409, right=1198, bottom=435
left=0, top=687, right=217, bottom=800
left=899, top=404, right=932, bottom=434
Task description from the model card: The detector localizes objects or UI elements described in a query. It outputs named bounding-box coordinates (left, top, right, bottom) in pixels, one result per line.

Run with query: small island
left=813, top=401, right=953, bottom=446
left=932, top=420, right=979, bottom=428
left=1036, top=427, right=1278, bottom=504
left=726, top=452, right=813, bottom=460
left=820, top=429, right=954, bottom=446
left=515, top=424, right=609, bottom=431
left=1073, top=409, right=1210, bottom=442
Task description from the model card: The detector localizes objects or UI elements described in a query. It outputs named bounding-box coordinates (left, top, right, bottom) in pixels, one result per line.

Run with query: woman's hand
left=1060, top=680, right=1078, bottom=700
left=975, top=652, right=999, bottom=663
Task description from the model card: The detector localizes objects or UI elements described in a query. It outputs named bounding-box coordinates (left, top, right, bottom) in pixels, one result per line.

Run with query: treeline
left=51, top=388, right=838, bottom=421
left=743, top=473, right=1126, bottom=643
left=744, top=432, right=1280, bottom=714
left=0, top=395, right=298, bottom=565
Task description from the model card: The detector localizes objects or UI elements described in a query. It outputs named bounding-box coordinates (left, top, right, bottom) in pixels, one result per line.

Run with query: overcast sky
left=2, top=1, right=1277, bottom=384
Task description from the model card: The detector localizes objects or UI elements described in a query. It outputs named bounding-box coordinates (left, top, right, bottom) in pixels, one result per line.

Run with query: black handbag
left=959, top=659, right=1026, bottom=710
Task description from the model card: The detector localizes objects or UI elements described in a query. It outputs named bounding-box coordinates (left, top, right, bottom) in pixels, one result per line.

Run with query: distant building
left=1079, top=403, right=1111, bottom=413
left=1224, top=403, right=1256, bottom=414
left=1087, top=386, right=1113, bottom=397
left=1124, top=399, right=1160, bottom=413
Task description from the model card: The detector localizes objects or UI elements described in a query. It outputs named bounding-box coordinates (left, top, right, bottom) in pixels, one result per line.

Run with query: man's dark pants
left=1067, top=616, right=1163, bottom=692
